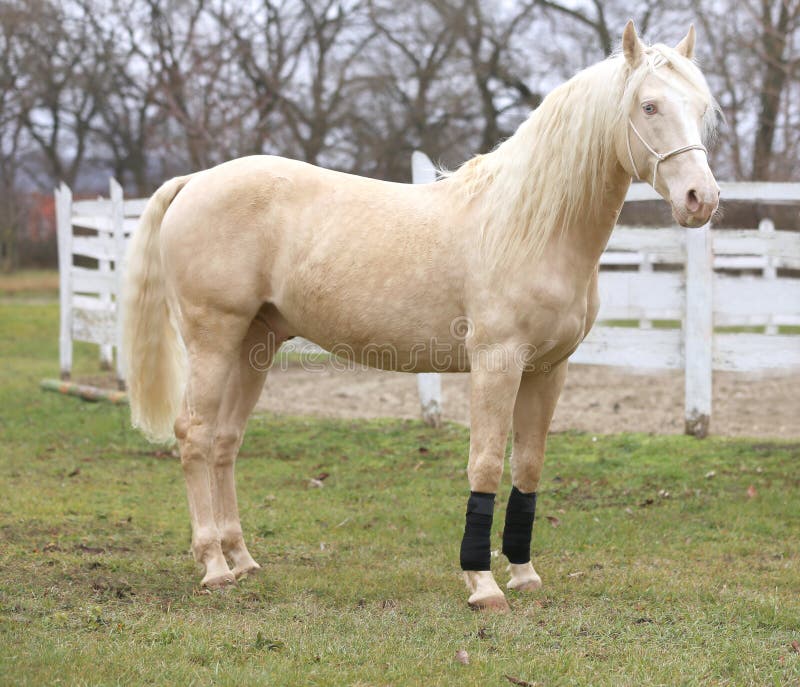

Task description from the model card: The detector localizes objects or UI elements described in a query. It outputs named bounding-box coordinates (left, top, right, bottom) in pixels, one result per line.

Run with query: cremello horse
left=124, top=22, right=719, bottom=610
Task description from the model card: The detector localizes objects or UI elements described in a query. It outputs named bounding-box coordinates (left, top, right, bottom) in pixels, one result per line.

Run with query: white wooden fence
left=55, top=179, right=146, bottom=387
left=55, top=163, right=800, bottom=435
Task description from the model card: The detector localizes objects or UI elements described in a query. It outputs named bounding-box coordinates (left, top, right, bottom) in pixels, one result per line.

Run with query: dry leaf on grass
left=504, top=675, right=536, bottom=686
left=746, top=485, right=757, bottom=498
left=455, top=649, right=469, bottom=665
left=790, top=640, right=800, bottom=653
left=545, top=515, right=560, bottom=528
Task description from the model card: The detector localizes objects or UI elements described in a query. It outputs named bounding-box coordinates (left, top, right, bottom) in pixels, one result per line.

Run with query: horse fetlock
left=191, top=531, right=223, bottom=563
left=196, top=536, right=235, bottom=589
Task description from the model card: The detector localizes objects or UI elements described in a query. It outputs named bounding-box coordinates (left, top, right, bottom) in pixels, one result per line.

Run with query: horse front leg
left=504, top=362, right=567, bottom=592
left=461, top=355, right=523, bottom=611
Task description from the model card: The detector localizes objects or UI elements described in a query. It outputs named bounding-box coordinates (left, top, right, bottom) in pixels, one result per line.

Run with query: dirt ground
left=256, top=361, right=799, bottom=438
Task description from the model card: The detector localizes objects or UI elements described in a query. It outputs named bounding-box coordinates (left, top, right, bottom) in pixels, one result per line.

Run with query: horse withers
left=123, top=21, right=719, bottom=610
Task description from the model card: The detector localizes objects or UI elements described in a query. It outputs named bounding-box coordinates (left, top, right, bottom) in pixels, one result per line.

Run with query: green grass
left=1, top=300, right=799, bottom=686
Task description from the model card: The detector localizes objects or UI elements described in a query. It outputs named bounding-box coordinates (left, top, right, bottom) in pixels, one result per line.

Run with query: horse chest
left=513, top=283, right=590, bottom=361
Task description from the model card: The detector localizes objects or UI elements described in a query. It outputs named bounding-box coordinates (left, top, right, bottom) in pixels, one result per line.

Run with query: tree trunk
left=752, top=0, right=791, bottom=180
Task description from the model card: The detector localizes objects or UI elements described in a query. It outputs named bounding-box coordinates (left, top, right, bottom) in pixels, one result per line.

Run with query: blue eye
left=642, top=102, right=658, bottom=115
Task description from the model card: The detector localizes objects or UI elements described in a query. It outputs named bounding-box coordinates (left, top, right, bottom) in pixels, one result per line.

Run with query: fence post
left=55, top=182, right=73, bottom=380
left=684, top=224, right=713, bottom=437
left=98, top=193, right=114, bottom=370
left=759, top=218, right=778, bottom=335
left=110, top=178, right=127, bottom=389
left=411, top=151, right=442, bottom=428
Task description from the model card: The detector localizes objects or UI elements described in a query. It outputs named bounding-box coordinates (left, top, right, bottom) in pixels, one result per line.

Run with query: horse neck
left=557, top=161, right=631, bottom=270
left=452, top=60, right=632, bottom=278
left=480, top=116, right=631, bottom=274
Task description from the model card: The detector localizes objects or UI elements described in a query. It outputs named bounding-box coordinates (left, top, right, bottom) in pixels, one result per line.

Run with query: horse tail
left=122, top=174, right=193, bottom=443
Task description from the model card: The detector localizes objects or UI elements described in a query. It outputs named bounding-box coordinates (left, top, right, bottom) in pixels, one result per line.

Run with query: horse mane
left=444, top=44, right=719, bottom=270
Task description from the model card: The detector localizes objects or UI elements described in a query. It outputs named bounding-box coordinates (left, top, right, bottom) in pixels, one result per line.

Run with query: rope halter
left=625, top=53, right=708, bottom=187
left=626, top=119, right=708, bottom=187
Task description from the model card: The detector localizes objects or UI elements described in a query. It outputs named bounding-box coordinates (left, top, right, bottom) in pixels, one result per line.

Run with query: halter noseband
left=626, top=118, right=708, bottom=187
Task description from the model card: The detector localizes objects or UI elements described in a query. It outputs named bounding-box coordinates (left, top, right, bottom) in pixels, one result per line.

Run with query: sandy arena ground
left=256, top=362, right=799, bottom=438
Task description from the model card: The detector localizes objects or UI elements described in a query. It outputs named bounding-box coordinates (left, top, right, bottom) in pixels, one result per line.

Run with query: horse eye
left=642, top=103, right=657, bottom=115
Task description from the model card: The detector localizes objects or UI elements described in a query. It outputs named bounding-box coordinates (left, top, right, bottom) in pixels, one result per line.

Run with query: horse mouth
left=672, top=204, right=715, bottom=229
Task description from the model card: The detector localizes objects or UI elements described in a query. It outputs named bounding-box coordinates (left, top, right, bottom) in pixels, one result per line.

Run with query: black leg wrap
left=502, top=487, right=537, bottom=564
left=459, top=492, right=495, bottom=571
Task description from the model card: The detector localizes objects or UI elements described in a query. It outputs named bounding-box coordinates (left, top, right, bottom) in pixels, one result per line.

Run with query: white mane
left=445, top=44, right=719, bottom=270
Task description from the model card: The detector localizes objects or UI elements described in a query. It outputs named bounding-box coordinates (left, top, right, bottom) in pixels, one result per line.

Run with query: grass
left=0, top=298, right=799, bottom=686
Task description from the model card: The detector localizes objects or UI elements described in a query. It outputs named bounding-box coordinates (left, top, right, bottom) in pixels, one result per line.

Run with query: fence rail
left=54, top=160, right=800, bottom=435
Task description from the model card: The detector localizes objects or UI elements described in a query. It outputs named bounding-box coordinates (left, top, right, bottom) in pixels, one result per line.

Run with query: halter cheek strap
left=626, top=118, right=708, bottom=187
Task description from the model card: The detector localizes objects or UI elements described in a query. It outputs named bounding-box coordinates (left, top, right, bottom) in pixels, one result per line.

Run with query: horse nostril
left=686, top=189, right=700, bottom=213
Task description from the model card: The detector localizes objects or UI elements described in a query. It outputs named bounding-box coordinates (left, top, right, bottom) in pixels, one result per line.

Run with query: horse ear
left=622, top=20, right=643, bottom=68
left=675, top=24, right=696, bottom=59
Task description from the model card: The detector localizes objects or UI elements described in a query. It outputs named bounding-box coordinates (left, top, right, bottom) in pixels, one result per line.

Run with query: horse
left=123, top=21, right=720, bottom=611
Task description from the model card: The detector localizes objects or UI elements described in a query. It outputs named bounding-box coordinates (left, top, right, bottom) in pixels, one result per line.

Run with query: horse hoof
left=508, top=577, right=542, bottom=592
left=202, top=572, right=236, bottom=590
left=468, top=595, right=510, bottom=612
left=506, top=563, right=542, bottom=592
left=233, top=562, right=261, bottom=580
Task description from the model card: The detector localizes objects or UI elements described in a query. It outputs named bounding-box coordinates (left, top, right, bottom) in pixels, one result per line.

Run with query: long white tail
left=122, top=175, right=193, bottom=442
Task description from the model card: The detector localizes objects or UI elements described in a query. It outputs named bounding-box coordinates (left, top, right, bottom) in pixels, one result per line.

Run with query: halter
left=625, top=53, right=708, bottom=187
left=626, top=119, right=708, bottom=187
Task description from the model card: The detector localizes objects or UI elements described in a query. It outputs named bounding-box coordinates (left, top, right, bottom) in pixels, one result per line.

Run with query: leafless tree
left=16, top=0, right=111, bottom=187
left=429, top=0, right=542, bottom=153
left=0, top=0, right=28, bottom=269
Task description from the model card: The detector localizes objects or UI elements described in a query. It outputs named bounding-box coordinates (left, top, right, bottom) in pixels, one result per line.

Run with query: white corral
left=55, top=179, right=131, bottom=384
left=54, top=178, right=800, bottom=434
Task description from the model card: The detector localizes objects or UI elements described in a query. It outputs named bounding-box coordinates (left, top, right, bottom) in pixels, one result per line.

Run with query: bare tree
left=346, top=0, right=468, bottom=178
left=693, top=0, right=799, bottom=180
left=212, top=0, right=305, bottom=157
left=429, top=0, right=542, bottom=153
left=271, top=0, right=377, bottom=166
left=751, top=0, right=799, bottom=179
left=0, top=0, right=28, bottom=270
left=16, top=0, right=111, bottom=187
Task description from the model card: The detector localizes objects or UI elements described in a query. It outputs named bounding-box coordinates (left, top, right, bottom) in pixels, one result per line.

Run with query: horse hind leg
left=174, top=312, right=254, bottom=589
left=212, top=309, right=286, bottom=579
